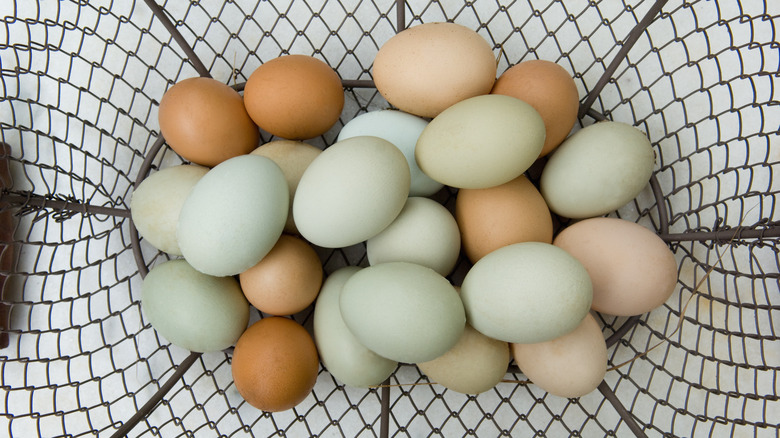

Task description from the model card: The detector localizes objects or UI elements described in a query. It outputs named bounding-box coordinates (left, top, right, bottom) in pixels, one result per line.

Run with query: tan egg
left=158, top=77, right=259, bottom=167
left=553, top=217, right=678, bottom=316
left=492, top=60, right=580, bottom=157
left=231, top=317, right=319, bottom=412
left=250, top=140, right=322, bottom=234
left=244, top=55, right=344, bottom=140
left=417, top=324, right=510, bottom=395
left=373, top=22, right=497, bottom=118
left=239, top=234, right=323, bottom=316
left=511, top=313, right=607, bottom=398
left=455, top=175, right=552, bottom=263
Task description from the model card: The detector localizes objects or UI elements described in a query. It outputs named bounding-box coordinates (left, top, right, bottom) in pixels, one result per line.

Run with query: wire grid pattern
left=0, top=0, right=778, bottom=437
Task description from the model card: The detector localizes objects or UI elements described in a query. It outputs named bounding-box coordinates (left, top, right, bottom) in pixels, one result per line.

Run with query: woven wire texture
left=1, top=0, right=778, bottom=437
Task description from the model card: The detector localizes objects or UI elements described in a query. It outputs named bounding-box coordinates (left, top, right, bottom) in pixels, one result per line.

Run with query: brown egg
left=491, top=60, right=579, bottom=157
left=455, top=175, right=553, bottom=263
left=158, top=77, right=259, bottom=167
left=231, top=317, right=319, bottom=412
left=243, top=55, right=344, bottom=140
left=239, top=234, right=323, bottom=316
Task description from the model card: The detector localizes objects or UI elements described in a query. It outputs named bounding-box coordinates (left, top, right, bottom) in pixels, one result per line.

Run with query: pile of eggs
left=131, top=22, right=679, bottom=412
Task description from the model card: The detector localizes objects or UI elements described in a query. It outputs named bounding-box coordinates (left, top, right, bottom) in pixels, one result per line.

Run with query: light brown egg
left=492, top=59, right=580, bottom=157
left=553, top=217, right=678, bottom=316
left=158, top=77, right=259, bottom=167
left=455, top=175, right=553, bottom=263
left=243, top=55, right=344, bottom=140
left=231, top=317, right=319, bottom=412
left=239, top=234, right=323, bottom=316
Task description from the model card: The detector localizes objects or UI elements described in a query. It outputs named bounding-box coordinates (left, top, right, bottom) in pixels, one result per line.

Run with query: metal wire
left=1, top=0, right=778, bottom=437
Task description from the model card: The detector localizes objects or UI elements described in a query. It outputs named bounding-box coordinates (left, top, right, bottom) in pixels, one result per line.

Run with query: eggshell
left=455, top=175, right=552, bottom=263
left=417, top=324, right=510, bottom=394
left=415, top=94, right=545, bottom=189
left=491, top=60, right=580, bottom=157
left=250, top=140, right=322, bottom=235
left=243, top=54, right=344, bottom=140
left=141, top=259, right=249, bottom=353
left=313, top=266, right=398, bottom=388
left=337, top=109, right=442, bottom=197
left=367, top=197, right=461, bottom=277
left=372, top=22, right=497, bottom=118
left=177, top=155, right=288, bottom=277
left=553, top=217, right=678, bottom=316
left=239, top=234, right=323, bottom=316
left=158, top=77, right=259, bottom=167
left=293, top=136, right=410, bottom=248
left=540, top=121, right=655, bottom=219
left=511, top=313, right=607, bottom=398
left=231, top=317, right=319, bottom=412
left=460, top=242, right=592, bottom=344
left=339, top=262, right=466, bottom=363
left=130, top=164, right=208, bottom=255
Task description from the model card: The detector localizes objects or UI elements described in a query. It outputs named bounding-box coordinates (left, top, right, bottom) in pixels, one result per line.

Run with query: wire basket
left=1, top=0, right=778, bottom=436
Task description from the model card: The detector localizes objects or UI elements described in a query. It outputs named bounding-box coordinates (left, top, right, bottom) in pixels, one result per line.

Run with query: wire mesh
left=1, top=0, right=778, bottom=437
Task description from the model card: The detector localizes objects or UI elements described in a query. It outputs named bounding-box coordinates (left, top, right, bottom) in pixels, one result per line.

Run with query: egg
left=553, top=217, right=678, bottom=316
left=491, top=60, right=580, bottom=157
left=141, top=259, right=249, bottom=353
left=367, top=197, right=461, bottom=277
left=417, top=324, right=510, bottom=395
left=372, top=22, right=497, bottom=118
left=243, top=54, right=344, bottom=140
left=292, top=136, right=410, bottom=248
left=313, top=266, right=398, bottom=388
left=250, top=140, right=322, bottom=235
left=130, top=164, right=208, bottom=255
left=540, top=121, right=655, bottom=219
left=239, top=234, right=323, bottom=316
left=339, top=262, right=465, bottom=363
left=455, top=175, right=552, bottom=263
left=177, top=154, right=288, bottom=277
left=511, top=313, right=607, bottom=398
left=231, top=317, right=319, bottom=412
left=460, top=242, right=593, bottom=344
left=158, top=77, right=260, bottom=167
left=337, top=109, right=442, bottom=197
left=415, top=94, right=545, bottom=189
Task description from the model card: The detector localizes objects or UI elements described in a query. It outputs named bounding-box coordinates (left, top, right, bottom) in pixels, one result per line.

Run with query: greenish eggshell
left=130, top=164, right=208, bottom=256
left=337, top=109, right=443, bottom=197
left=177, top=154, right=289, bottom=277
left=313, top=266, right=398, bottom=388
left=460, top=242, right=593, bottom=344
left=292, top=136, right=410, bottom=248
left=415, top=94, right=545, bottom=189
left=141, top=259, right=250, bottom=353
left=339, top=262, right=465, bottom=364
left=540, top=121, right=655, bottom=219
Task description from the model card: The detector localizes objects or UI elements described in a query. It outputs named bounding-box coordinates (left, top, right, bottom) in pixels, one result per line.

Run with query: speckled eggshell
left=367, top=197, right=461, bottom=277
left=340, top=262, right=466, bottom=364
left=141, top=259, right=249, bottom=353
left=540, top=121, right=655, bottom=219
left=337, top=109, right=442, bottom=197
left=553, top=217, right=678, bottom=316
left=130, top=164, right=208, bottom=255
left=177, top=154, right=288, bottom=277
left=511, top=313, right=607, bottom=398
left=415, top=94, right=545, bottom=189
left=313, top=266, right=398, bottom=388
left=250, top=140, right=322, bottom=235
left=460, top=242, right=593, bottom=344
left=372, top=22, right=497, bottom=118
left=417, top=324, right=510, bottom=395
left=292, top=136, right=410, bottom=248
